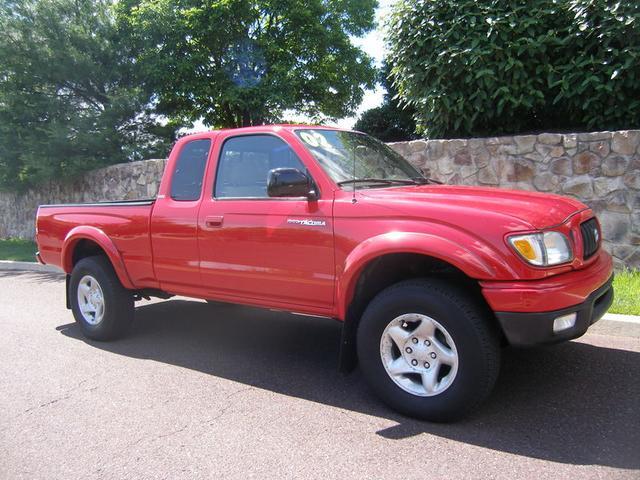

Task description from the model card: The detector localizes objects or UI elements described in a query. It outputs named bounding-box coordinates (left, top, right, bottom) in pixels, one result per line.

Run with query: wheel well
left=68, top=239, right=168, bottom=301
left=71, top=239, right=108, bottom=267
left=349, top=253, right=486, bottom=320
left=339, top=253, right=498, bottom=373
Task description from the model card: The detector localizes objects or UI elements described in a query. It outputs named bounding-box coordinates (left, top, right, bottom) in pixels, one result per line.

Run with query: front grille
left=580, top=218, right=600, bottom=259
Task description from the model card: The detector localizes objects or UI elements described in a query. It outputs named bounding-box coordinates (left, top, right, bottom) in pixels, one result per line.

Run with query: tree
left=354, top=63, right=417, bottom=142
left=0, top=0, right=174, bottom=190
left=116, top=0, right=378, bottom=128
left=387, top=0, right=640, bottom=138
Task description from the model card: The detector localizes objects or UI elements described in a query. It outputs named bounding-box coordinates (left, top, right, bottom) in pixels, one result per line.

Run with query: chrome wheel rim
left=380, top=313, right=459, bottom=397
left=77, top=275, right=105, bottom=325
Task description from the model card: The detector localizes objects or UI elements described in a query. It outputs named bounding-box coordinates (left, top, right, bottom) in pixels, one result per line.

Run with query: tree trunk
left=242, top=109, right=251, bottom=127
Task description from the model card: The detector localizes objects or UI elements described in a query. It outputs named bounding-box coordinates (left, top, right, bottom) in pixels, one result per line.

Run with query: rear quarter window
left=170, top=139, right=211, bottom=201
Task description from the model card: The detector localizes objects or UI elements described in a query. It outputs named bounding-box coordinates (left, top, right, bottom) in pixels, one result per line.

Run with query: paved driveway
left=1, top=271, right=639, bottom=479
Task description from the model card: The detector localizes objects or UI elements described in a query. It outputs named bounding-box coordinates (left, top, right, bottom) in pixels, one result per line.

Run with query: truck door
left=150, top=136, right=212, bottom=292
left=197, top=133, right=334, bottom=314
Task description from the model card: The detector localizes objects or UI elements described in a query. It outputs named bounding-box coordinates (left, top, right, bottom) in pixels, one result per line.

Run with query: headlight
left=508, top=232, right=573, bottom=266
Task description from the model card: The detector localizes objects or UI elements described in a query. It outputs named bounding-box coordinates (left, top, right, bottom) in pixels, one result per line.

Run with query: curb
left=602, top=313, right=640, bottom=324
left=0, top=260, right=64, bottom=274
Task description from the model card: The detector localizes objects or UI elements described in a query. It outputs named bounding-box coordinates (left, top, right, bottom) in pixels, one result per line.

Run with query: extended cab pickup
left=36, top=125, right=614, bottom=421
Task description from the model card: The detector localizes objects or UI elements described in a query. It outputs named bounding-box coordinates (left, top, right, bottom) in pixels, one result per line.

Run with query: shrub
left=354, top=102, right=417, bottom=142
left=354, top=63, right=418, bottom=141
left=387, top=0, right=640, bottom=138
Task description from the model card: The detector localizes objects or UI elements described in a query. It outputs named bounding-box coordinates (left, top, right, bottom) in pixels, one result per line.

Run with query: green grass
left=0, top=239, right=38, bottom=262
left=610, top=269, right=640, bottom=316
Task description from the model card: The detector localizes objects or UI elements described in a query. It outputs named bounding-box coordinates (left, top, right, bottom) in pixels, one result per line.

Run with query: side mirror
left=267, top=168, right=317, bottom=199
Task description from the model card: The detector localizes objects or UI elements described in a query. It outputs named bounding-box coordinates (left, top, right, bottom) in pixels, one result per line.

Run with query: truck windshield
left=295, top=129, right=425, bottom=188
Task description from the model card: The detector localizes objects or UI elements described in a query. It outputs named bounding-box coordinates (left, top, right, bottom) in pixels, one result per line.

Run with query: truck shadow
left=57, top=299, right=639, bottom=470
left=0, top=270, right=64, bottom=283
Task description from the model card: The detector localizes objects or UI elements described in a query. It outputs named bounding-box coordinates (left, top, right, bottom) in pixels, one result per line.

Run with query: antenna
left=352, top=142, right=357, bottom=204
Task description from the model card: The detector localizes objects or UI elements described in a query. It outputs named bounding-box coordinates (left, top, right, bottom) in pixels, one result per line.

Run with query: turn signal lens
left=512, top=239, right=537, bottom=261
left=509, top=234, right=545, bottom=266
left=508, top=232, right=573, bottom=267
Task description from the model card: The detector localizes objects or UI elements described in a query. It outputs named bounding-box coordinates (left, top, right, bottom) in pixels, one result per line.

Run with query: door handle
left=205, top=215, right=224, bottom=228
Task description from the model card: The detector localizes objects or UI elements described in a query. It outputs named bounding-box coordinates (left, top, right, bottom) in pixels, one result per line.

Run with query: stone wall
left=0, top=159, right=166, bottom=239
left=0, top=130, right=638, bottom=269
left=389, top=130, right=639, bottom=269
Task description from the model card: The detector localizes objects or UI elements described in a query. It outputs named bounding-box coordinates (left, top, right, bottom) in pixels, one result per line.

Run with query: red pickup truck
left=36, top=125, right=613, bottom=421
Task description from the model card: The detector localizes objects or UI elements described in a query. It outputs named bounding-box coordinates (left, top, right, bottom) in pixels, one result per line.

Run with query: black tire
left=70, top=256, right=134, bottom=341
left=356, top=278, right=500, bottom=422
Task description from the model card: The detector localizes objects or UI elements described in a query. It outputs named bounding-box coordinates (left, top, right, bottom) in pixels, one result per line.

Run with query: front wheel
left=70, top=256, right=134, bottom=341
left=356, top=279, right=500, bottom=421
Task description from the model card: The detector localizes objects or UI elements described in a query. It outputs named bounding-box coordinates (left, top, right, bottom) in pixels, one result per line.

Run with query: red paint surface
left=36, top=125, right=613, bottom=319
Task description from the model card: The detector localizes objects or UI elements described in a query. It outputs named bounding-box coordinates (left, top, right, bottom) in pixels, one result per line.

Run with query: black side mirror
left=267, top=168, right=317, bottom=199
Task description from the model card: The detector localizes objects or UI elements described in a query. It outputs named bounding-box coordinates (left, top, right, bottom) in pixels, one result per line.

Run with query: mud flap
left=65, top=274, right=71, bottom=309
left=338, top=313, right=358, bottom=373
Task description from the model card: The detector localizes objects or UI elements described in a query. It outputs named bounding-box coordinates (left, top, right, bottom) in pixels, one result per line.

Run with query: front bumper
left=494, top=275, right=614, bottom=346
left=481, top=249, right=613, bottom=313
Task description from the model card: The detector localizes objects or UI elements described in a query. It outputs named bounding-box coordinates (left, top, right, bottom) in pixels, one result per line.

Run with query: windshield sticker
left=299, top=131, right=332, bottom=149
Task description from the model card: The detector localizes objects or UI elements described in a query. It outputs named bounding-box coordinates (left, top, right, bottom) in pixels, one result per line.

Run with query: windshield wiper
left=411, top=176, right=443, bottom=185
left=337, top=177, right=443, bottom=187
left=337, top=178, right=419, bottom=186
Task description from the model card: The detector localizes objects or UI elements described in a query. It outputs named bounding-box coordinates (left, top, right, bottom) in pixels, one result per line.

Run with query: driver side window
left=215, top=135, right=306, bottom=198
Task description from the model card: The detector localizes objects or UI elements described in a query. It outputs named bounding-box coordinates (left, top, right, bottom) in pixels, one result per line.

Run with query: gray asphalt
left=1, top=271, right=639, bottom=480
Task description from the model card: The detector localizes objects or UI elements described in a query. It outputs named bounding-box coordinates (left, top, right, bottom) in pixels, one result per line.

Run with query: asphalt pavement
left=1, top=270, right=639, bottom=479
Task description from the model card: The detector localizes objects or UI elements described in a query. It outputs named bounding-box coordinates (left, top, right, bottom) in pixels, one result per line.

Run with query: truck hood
left=358, top=184, right=587, bottom=230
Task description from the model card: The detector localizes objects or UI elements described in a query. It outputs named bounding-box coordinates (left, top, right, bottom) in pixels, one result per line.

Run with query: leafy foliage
left=0, top=0, right=174, bottom=191
left=387, top=0, right=640, bottom=138
left=354, top=103, right=417, bottom=142
left=354, top=63, right=417, bottom=142
left=116, top=0, right=378, bottom=128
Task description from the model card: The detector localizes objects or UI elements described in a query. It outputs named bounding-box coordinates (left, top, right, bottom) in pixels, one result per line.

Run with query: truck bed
left=36, top=199, right=157, bottom=287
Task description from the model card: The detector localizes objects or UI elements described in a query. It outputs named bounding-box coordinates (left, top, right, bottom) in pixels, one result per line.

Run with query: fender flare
left=336, top=231, right=512, bottom=320
left=61, top=226, right=135, bottom=290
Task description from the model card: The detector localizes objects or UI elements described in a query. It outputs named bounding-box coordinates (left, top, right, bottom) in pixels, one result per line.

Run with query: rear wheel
left=70, top=256, right=134, bottom=341
left=357, top=279, right=500, bottom=421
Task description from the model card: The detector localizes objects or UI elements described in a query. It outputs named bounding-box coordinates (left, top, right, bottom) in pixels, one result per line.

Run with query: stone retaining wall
left=0, top=130, right=638, bottom=269
left=0, top=159, right=166, bottom=239
left=389, top=130, right=639, bottom=269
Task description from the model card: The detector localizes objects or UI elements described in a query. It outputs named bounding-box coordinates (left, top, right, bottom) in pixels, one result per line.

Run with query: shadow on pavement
left=0, top=270, right=64, bottom=283
left=57, top=298, right=639, bottom=469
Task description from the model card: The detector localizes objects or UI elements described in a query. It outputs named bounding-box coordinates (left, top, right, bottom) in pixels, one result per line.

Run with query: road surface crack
left=22, top=377, right=93, bottom=414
